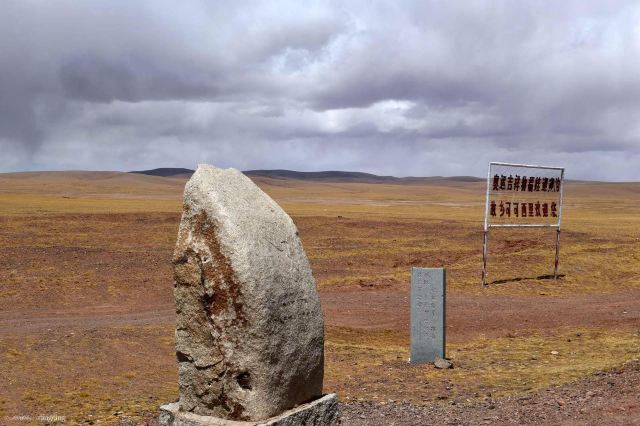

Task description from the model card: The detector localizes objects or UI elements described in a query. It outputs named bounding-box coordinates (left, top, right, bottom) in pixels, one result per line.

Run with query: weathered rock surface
left=434, top=357, right=453, bottom=369
left=172, top=164, right=324, bottom=421
left=159, top=394, right=339, bottom=426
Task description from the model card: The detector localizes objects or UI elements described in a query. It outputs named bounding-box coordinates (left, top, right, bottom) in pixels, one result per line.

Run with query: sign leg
left=554, top=229, right=561, bottom=279
left=482, top=230, right=488, bottom=287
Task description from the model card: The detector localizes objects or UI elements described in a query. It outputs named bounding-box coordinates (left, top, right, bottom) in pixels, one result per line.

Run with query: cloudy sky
left=1, top=1, right=640, bottom=180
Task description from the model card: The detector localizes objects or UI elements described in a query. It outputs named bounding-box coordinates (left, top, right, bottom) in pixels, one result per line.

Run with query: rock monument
left=159, top=165, right=338, bottom=425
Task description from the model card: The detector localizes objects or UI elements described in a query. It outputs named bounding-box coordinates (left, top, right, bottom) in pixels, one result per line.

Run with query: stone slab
left=159, top=394, right=339, bottom=426
left=410, top=267, right=446, bottom=363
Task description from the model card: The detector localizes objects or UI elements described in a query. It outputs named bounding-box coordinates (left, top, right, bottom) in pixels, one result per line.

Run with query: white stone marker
left=160, top=164, right=338, bottom=425
left=410, top=267, right=446, bottom=363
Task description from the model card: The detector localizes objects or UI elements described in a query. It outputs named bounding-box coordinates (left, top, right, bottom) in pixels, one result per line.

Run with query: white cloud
left=1, top=0, right=640, bottom=180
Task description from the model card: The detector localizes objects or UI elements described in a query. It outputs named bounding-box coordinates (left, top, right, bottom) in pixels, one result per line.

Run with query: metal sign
left=482, top=162, right=565, bottom=286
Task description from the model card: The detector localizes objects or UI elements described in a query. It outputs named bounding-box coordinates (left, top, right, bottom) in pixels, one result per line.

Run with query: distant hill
left=244, top=169, right=393, bottom=182
left=130, top=168, right=195, bottom=177
left=243, top=169, right=483, bottom=183
left=128, top=168, right=484, bottom=183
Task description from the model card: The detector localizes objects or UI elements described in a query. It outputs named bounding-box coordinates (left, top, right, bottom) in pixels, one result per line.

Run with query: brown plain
left=0, top=171, right=639, bottom=424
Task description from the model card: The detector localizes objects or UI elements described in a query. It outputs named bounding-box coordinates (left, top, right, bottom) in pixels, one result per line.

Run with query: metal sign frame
left=482, top=162, right=565, bottom=287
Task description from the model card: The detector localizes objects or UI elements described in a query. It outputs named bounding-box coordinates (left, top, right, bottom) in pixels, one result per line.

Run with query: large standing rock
left=172, top=165, right=324, bottom=421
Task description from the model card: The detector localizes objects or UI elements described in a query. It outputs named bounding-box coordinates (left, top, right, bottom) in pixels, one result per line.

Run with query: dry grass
left=0, top=171, right=639, bottom=423
left=1, top=325, right=177, bottom=424
left=325, top=326, right=640, bottom=404
left=2, top=171, right=639, bottom=295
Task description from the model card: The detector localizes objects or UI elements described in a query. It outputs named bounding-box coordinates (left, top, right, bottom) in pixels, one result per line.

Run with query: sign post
left=482, top=162, right=565, bottom=286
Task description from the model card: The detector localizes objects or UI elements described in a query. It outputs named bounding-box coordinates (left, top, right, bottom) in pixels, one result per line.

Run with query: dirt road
left=2, top=288, right=639, bottom=340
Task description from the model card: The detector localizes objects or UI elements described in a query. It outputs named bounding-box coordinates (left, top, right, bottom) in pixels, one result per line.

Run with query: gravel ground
left=339, top=360, right=640, bottom=425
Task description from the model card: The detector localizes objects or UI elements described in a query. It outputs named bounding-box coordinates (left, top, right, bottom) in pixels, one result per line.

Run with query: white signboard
left=482, top=162, right=565, bottom=286
left=485, top=163, right=564, bottom=227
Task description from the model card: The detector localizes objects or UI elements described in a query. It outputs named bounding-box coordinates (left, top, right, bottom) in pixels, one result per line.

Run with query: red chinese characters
left=491, top=174, right=561, bottom=193
left=489, top=168, right=562, bottom=223
left=489, top=201, right=557, bottom=219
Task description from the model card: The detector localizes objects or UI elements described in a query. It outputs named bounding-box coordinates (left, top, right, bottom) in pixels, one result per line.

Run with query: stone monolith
left=171, top=165, right=325, bottom=422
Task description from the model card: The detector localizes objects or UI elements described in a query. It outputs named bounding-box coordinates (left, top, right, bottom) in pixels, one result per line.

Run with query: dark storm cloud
left=59, top=54, right=220, bottom=103
left=2, top=0, right=640, bottom=179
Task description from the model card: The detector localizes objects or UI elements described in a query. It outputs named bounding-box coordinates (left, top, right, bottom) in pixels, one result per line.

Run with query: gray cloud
left=1, top=0, right=640, bottom=180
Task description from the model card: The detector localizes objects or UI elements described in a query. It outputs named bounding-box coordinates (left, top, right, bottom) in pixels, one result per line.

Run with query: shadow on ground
left=490, top=274, right=566, bottom=285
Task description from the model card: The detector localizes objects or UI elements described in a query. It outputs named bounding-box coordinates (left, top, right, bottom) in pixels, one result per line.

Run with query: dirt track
left=0, top=306, right=175, bottom=334
left=2, top=289, right=639, bottom=340
left=321, top=287, right=640, bottom=340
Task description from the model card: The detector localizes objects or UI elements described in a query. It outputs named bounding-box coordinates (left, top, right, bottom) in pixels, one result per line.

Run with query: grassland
left=0, top=171, right=639, bottom=424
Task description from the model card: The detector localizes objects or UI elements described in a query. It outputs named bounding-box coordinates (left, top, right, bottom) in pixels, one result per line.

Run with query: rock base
left=159, top=394, right=339, bottom=426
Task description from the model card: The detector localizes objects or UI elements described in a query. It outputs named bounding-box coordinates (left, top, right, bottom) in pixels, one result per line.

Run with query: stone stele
left=168, top=164, right=327, bottom=423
